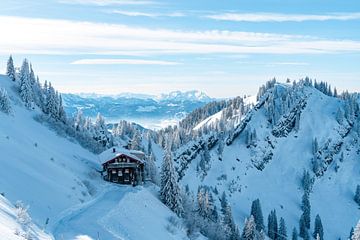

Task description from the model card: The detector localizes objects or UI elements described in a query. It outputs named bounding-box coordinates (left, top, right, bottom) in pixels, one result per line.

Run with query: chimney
left=112, top=148, right=116, bottom=153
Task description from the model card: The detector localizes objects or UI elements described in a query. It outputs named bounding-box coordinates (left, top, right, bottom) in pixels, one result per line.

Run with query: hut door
left=118, top=170, right=123, bottom=183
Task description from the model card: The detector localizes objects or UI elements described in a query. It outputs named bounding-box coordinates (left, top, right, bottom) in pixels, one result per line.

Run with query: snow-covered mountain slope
left=0, top=74, right=189, bottom=240
left=0, top=195, right=52, bottom=240
left=0, top=75, right=99, bottom=230
left=193, top=110, right=224, bottom=131
left=177, top=83, right=360, bottom=239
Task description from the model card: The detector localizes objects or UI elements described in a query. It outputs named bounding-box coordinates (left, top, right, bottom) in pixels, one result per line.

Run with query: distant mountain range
left=62, top=90, right=214, bottom=129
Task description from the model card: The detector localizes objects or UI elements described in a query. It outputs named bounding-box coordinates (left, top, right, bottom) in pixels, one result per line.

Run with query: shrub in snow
left=0, top=88, right=12, bottom=114
left=14, top=201, right=34, bottom=239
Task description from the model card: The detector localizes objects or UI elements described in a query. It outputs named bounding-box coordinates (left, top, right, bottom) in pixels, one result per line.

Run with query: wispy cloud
left=1, top=16, right=360, bottom=56
left=268, top=62, right=309, bottom=66
left=58, top=0, right=156, bottom=6
left=71, top=58, right=181, bottom=65
left=111, top=10, right=185, bottom=18
left=206, top=12, right=360, bottom=22
left=236, top=61, right=309, bottom=66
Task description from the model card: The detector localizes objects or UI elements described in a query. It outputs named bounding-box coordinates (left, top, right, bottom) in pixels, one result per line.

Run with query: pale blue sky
left=0, top=0, right=359, bottom=97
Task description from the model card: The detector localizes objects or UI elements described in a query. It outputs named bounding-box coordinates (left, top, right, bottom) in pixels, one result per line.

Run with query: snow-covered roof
left=99, top=147, right=145, bottom=164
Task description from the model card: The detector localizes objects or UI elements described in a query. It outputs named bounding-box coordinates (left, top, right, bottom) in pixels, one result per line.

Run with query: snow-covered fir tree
left=130, top=130, right=142, bottom=150
left=93, top=113, right=112, bottom=148
left=313, top=214, right=324, bottom=240
left=278, top=217, right=287, bottom=240
left=58, top=94, right=67, bottom=123
left=160, top=141, right=184, bottom=217
left=146, top=151, right=158, bottom=184
left=299, top=213, right=308, bottom=239
left=268, top=209, right=278, bottom=240
left=45, top=82, right=58, bottom=118
left=0, top=88, right=12, bottom=114
left=250, top=199, right=264, bottom=232
left=241, top=215, right=256, bottom=240
left=292, top=227, right=298, bottom=240
left=6, top=55, right=16, bottom=82
left=241, top=215, right=264, bottom=240
left=301, top=192, right=311, bottom=229
left=74, top=109, right=85, bottom=132
left=223, top=204, right=240, bottom=240
left=302, top=170, right=313, bottom=194
left=19, top=59, right=33, bottom=109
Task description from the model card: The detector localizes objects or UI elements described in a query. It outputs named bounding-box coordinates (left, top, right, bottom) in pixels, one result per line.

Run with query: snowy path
left=53, top=184, right=133, bottom=240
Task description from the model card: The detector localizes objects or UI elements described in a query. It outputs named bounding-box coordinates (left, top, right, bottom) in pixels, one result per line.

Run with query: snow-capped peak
left=158, top=90, right=212, bottom=102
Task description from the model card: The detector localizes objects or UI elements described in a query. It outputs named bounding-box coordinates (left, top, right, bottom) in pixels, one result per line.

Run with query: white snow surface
left=0, top=195, right=52, bottom=240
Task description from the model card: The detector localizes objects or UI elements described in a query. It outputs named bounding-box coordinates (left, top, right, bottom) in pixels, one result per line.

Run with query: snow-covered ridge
left=157, top=90, right=212, bottom=102
left=176, top=82, right=360, bottom=239
left=67, top=90, right=213, bottom=102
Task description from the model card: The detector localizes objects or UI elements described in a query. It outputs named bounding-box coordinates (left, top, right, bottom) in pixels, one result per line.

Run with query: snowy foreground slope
left=0, top=195, right=52, bottom=240
left=178, top=83, right=360, bottom=239
left=0, top=74, right=187, bottom=240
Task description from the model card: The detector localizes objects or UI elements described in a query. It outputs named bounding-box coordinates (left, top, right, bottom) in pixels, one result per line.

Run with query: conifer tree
left=220, top=191, right=228, bottom=216
left=130, top=130, right=142, bottom=150
left=242, top=215, right=256, bottom=240
left=58, top=94, right=67, bottom=123
left=313, top=215, right=323, bottom=240
left=146, top=151, right=158, bottom=184
left=278, top=217, right=287, bottom=240
left=301, top=192, right=311, bottom=229
left=292, top=227, right=298, bottom=240
left=19, top=59, right=33, bottom=109
left=302, top=170, right=312, bottom=194
left=160, top=141, right=183, bottom=217
left=94, top=113, right=111, bottom=147
left=45, top=82, right=58, bottom=118
left=75, top=109, right=85, bottom=132
left=299, top=214, right=307, bottom=238
left=250, top=199, right=264, bottom=232
left=6, top=55, right=16, bottom=81
left=222, top=203, right=240, bottom=240
left=268, top=210, right=278, bottom=240
left=0, top=88, right=12, bottom=114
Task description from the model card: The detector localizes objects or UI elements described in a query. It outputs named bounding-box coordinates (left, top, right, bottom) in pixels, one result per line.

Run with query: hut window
left=112, top=170, right=116, bottom=174
left=125, top=169, right=129, bottom=173
left=118, top=171, right=123, bottom=176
